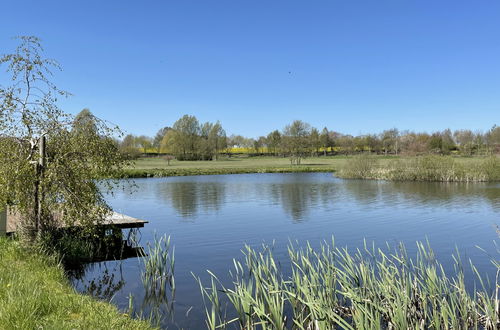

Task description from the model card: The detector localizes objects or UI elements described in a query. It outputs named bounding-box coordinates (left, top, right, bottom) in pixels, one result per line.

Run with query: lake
left=72, top=173, right=500, bottom=329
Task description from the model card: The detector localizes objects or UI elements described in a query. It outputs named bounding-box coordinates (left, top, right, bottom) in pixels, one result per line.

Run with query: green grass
left=0, top=237, right=154, bottom=330
left=196, top=240, right=500, bottom=329
left=119, top=155, right=499, bottom=179
left=120, top=156, right=356, bottom=178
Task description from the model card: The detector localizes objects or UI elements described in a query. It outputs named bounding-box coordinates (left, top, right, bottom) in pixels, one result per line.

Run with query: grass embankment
left=197, top=241, right=499, bottom=329
left=119, top=155, right=500, bottom=181
left=339, top=155, right=500, bottom=182
left=0, top=237, right=153, bottom=330
left=118, top=156, right=347, bottom=178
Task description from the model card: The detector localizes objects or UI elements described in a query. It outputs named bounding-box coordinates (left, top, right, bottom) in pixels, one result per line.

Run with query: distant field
left=121, top=155, right=493, bottom=178
left=130, top=156, right=348, bottom=170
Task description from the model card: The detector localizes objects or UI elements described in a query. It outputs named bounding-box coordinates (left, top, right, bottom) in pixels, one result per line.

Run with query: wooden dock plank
left=4, top=209, right=147, bottom=234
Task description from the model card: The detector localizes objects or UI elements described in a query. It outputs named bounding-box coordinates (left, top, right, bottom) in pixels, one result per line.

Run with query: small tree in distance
left=282, top=120, right=311, bottom=165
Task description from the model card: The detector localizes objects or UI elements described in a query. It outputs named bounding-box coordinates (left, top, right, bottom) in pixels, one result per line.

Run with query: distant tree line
left=118, top=115, right=500, bottom=162
left=120, top=115, right=227, bottom=160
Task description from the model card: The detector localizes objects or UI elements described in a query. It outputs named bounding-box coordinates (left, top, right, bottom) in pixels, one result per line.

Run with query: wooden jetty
left=0, top=208, right=148, bottom=235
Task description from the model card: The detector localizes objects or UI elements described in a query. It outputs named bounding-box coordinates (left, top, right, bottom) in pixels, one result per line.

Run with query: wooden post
left=34, top=136, right=46, bottom=234
left=0, top=207, right=6, bottom=236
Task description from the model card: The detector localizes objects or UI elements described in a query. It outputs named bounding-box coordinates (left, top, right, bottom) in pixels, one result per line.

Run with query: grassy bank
left=118, top=166, right=337, bottom=178
left=0, top=237, right=153, bottom=330
left=338, top=155, right=500, bottom=182
left=118, top=155, right=500, bottom=180
left=197, top=240, right=499, bottom=329
left=119, top=156, right=353, bottom=178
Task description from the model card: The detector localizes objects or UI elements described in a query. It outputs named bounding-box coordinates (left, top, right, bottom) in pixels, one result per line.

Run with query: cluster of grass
left=127, top=234, right=176, bottom=327
left=141, top=234, right=175, bottom=297
left=339, top=155, right=500, bottom=182
left=0, top=236, right=153, bottom=329
left=195, top=240, right=499, bottom=329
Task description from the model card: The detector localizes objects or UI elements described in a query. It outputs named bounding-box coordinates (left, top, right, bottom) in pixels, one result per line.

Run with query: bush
left=339, top=154, right=379, bottom=179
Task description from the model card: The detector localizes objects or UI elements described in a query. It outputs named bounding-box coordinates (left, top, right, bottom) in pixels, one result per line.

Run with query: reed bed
left=339, top=155, right=500, bottom=182
left=141, top=234, right=175, bottom=297
left=196, top=240, right=499, bottom=329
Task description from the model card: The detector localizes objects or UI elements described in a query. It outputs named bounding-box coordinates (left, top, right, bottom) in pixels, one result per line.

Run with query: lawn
left=0, top=237, right=154, bottom=330
left=131, top=155, right=348, bottom=170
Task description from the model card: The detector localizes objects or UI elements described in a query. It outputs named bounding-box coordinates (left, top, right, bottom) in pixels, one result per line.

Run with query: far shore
left=115, top=155, right=499, bottom=180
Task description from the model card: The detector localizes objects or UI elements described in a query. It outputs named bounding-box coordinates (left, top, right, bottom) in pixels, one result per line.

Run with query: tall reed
left=196, top=239, right=499, bottom=329
left=133, top=234, right=176, bottom=327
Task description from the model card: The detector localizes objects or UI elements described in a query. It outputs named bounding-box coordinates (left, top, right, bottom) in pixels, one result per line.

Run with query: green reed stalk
left=196, top=238, right=499, bottom=329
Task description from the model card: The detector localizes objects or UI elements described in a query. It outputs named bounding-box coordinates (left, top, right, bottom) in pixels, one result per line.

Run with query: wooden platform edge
left=1, top=209, right=148, bottom=234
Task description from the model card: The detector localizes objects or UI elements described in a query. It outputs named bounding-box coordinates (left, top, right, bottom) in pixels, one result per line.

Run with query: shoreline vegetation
left=0, top=237, right=152, bottom=330
left=3, top=234, right=498, bottom=329
left=195, top=240, right=499, bottom=329
left=116, top=155, right=500, bottom=182
left=118, top=166, right=336, bottom=178
left=338, top=155, right=500, bottom=182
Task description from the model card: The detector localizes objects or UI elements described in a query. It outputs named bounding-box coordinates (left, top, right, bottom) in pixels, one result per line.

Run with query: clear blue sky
left=1, top=1, right=499, bottom=138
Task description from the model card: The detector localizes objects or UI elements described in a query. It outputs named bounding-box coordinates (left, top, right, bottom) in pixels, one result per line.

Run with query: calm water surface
left=72, top=173, right=500, bottom=328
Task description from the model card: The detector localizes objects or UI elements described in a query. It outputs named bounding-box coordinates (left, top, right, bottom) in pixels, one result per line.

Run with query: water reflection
left=72, top=263, right=126, bottom=302
left=151, top=175, right=499, bottom=221
left=157, top=181, right=226, bottom=218
left=82, top=174, right=500, bottom=329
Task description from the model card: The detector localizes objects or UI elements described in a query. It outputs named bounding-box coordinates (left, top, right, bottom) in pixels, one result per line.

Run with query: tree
left=119, top=134, right=141, bottom=159
left=380, top=128, right=399, bottom=155
left=0, top=36, right=126, bottom=238
left=160, top=129, right=178, bottom=155
left=282, top=120, right=311, bottom=165
left=153, top=126, right=171, bottom=153
left=207, top=121, right=226, bottom=160
left=319, top=127, right=330, bottom=156
left=486, top=125, right=500, bottom=154
left=309, top=128, right=321, bottom=156
left=171, top=115, right=200, bottom=160
left=266, top=130, right=282, bottom=156
left=454, top=129, right=474, bottom=155
left=73, top=108, right=98, bottom=135
left=136, top=135, right=152, bottom=154
left=336, top=134, right=354, bottom=155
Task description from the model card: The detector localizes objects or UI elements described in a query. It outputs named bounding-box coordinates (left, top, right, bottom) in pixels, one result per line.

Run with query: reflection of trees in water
left=342, top=180, right=500, bottom=211
left=341, top=180, right=382, bottom=205
left=71, top=262, right=125, bottom=302
left=157, top=181, right=226, bottom=218
left=268, top=183, right=338, bottom=222
left=152, top=175, right=499, bottom=220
